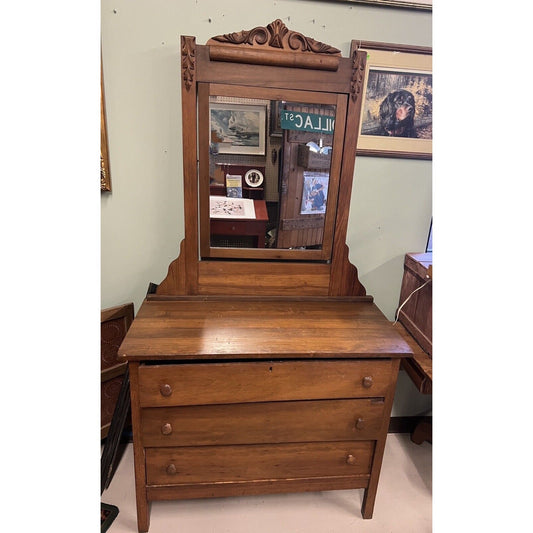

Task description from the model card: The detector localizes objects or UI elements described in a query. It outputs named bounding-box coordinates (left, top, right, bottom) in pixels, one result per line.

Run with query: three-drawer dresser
left=119, top=297, right=411, bottom=531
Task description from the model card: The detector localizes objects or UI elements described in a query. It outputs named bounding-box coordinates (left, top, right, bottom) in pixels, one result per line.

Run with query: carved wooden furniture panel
left=119, top=20, right=413, bottom=532
left=101, top=303, right=134, bottom=438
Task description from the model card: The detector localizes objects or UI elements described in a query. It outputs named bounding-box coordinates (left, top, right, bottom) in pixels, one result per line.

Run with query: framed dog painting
left=351, top=41, right=432, bottom=160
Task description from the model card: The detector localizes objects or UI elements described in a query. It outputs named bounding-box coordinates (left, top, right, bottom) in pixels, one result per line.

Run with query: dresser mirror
left=156, top=20, right=369, bottom=296
left=199, top=86, right=346, bottom=260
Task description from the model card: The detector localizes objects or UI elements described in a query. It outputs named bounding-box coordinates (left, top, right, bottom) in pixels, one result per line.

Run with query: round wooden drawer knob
left=161, top=423, right=173, bottom=435
left=346, top=454, right=357, bottom=466
left=166, top=464, right=177, bottom=475
left=355, top=417, right=365, bottom=430
left=362, top=376, right=373, bottom=388
left=160, top=383, right=172, bottom=397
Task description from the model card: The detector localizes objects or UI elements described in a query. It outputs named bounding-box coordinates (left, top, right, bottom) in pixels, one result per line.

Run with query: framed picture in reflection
left=210, top=103, right=266, bottom=155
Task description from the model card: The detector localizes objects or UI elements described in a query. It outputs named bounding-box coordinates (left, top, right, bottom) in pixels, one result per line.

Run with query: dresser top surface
left=119, top=298, right=413, bottom=361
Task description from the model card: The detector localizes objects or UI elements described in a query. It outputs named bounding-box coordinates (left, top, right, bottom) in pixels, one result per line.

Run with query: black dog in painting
left=379, top=90, right=416, bottom=138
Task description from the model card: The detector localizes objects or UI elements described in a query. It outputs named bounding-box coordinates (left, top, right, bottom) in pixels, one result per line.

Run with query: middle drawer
left=141, top=398, right=385, bottom=447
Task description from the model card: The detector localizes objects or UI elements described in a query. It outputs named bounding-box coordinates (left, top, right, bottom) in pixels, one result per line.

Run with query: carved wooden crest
left=208, top=19, right=341, bottom=56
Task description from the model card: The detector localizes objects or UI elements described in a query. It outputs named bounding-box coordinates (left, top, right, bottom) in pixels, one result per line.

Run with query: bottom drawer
left=146, top=441, right=374, bottom=486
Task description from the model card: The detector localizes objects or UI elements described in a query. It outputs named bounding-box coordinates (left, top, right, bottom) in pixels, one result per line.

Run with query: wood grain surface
left=145, top=441, right=374, bottom=485
left=137, top=359, right=394, bottom=407
left=141, top=398, right=385, bottom=446
left=119, top=298, right=413, bottom=360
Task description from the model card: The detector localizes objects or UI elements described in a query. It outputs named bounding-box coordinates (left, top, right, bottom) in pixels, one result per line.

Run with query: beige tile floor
left=102, top=433, right=431, bottom=533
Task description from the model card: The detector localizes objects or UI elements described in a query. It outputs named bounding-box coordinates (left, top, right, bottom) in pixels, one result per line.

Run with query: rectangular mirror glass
left=199, top=85, right=347, bottom=261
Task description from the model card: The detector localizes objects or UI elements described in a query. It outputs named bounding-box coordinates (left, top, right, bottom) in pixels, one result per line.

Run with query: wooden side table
left=396, top=252, right=432, bottom=445
left=210, top=199, right=269, bottom=248
left=397, top=252, right=432, bottom=357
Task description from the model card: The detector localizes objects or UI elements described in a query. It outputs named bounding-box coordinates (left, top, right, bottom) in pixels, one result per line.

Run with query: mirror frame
left=156, top=20, right=369, bottom=298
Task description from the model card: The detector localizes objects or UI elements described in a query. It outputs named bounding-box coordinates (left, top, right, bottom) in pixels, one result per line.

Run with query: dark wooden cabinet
left=397, top=252, right=432, bottom=357
left=396, top=252, right=432, bottom=444
left=101, top=303, right=133, bottom=439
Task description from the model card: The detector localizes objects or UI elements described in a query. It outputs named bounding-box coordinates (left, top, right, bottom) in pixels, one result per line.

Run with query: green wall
left=101, top=0, right=432, bottom=416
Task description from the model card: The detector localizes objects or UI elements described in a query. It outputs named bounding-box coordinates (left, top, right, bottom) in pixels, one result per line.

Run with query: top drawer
left=137, top=359, right=394, bottom=407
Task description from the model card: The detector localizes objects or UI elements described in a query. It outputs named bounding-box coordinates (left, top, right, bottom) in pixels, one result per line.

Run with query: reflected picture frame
left=352, top=40, right=432, bottom=160
left=210, top=102, right=266, bottom=155
left=269, top=100, right=283, bottom=137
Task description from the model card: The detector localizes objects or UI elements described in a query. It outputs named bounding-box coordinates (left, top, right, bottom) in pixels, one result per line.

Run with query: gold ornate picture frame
left=101, top=61, right=111, bottom=192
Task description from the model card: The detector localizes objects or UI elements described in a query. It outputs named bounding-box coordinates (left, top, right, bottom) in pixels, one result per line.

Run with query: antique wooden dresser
left=119, top=20, right=412, bottom=532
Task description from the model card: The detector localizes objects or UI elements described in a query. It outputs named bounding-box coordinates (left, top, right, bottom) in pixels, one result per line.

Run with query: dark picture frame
left=269, top=100, right=283, bottom=137
left=351, top=41, right=432, bottom=160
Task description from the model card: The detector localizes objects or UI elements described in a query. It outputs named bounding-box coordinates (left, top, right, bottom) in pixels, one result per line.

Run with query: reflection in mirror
left=208, top=96, right=336, bottom=251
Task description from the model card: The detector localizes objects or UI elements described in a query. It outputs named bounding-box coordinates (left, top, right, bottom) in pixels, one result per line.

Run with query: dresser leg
left=361, top=359, right=400, bottom=519
left=136, top=499, right=150, bottom=533
left=361, top=487, right=376, bottom=519
left=362, top=439, right=386, bottom=519
left=361, top=420, right=390, bottom=518
left=128, top=362, right=151, bottom=532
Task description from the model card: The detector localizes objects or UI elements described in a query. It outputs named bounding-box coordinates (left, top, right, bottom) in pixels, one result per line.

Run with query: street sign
left=280, top=110, right=335, bottom=134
